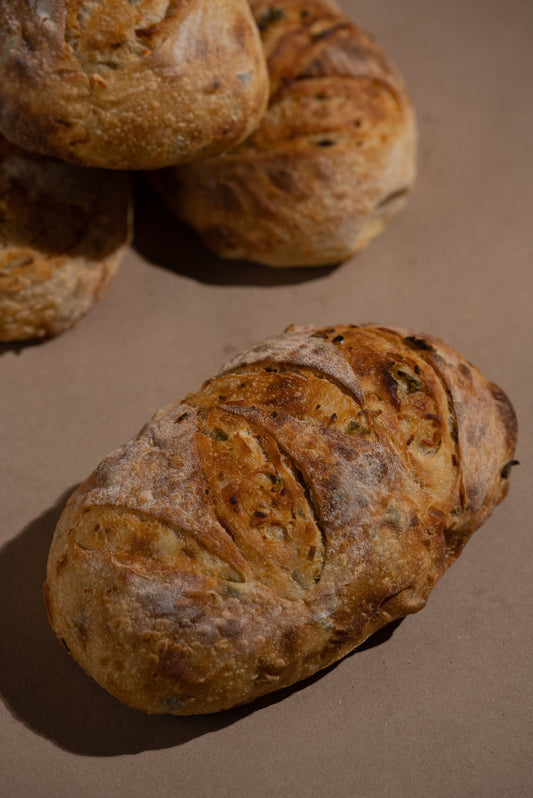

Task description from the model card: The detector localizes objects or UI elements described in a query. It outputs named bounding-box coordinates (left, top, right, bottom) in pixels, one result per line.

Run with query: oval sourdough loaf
left=44, top=324, right=517, bottom=714
left=151, top=0, right=417, bottom=266
left=0, top=0, right=268, bottom=169
left=0, top=134, right=131, bottom=341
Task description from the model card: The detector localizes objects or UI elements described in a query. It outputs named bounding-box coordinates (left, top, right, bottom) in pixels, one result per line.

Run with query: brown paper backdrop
left=1, top=1, right=532, bottom=795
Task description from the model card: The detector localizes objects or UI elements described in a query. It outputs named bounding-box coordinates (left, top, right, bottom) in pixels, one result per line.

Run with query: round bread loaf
left=0, top=134, right=131, bottom=341
left=44, top=324, right=517, bottom=714
left=0, top=0, right=269, bottom=169
left=152, top=0, right=417, bottom=266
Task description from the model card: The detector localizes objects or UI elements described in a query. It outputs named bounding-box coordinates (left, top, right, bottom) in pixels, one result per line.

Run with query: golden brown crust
left=0, top=0, right=268, bottom=169
left=44, top=324, right=517, bottom=714
left=0, top=134, right=131, bottom=341
left=151, top=0, right=416, bottom=266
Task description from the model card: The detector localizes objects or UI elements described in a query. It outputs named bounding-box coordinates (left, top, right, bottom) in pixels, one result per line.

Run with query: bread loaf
left=152, top=0, right=416, bottom=266
left=44, top=324, right=517, bottom=714
left=0, top=0, right=268, bottom=170
left=0, top=134, right=131, bottom=341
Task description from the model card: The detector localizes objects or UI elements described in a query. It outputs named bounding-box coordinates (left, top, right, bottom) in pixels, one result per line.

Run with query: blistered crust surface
left=0, top=0, right=269, bottom=169
left=153, top=0, right=417, bottom=266
left=45, top=324, right=517, bottom=714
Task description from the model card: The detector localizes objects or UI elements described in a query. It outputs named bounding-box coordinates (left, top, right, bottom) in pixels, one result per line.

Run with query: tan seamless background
left=1, top=1, right=532, bottom=795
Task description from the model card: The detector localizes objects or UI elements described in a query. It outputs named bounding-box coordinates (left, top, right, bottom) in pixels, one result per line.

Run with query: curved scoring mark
left=77, top=403, right=251, bottom=579
left=269, top=435, right=327, bottom=576
left=194, top=406, right=325, bottom=597
left=376, top=326, right=463, bottom=510
left=221, top=325, right=365, bottom=407
left=259, top=4, right=404, bottom=106
left=250, top=420, right=327, bottom=586
left=225, top=403, right=403, bottom=540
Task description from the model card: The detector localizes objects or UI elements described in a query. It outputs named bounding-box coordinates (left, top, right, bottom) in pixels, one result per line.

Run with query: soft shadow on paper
left=0, top=491, right=401, bottom=757
left=132, top=177, right=337, bottom=288
left=0, top=338, right=49, bottom=357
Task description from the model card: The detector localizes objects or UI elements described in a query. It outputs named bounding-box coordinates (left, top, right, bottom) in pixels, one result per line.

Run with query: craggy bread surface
left=0, top=134, right=131, bottom=341
left=44, top=324, right=517, bottom=714
left=0, top=0, right=268, bottom=169
left=152, top=0, right=416, bottom=266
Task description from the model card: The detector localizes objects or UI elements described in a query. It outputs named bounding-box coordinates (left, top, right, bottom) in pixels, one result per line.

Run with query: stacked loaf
left=0, top=134, right=131, bottom=341
left=0, top=0, right=416, bottom=339
left=153, top=0, right=417, bottom=267
left=0, top=0, right=268, bottom=339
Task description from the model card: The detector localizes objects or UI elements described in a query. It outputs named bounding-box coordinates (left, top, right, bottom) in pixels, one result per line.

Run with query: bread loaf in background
left=0, top=134, right=131, bottom=341
left=0, top=0, right=269, bottom=170
left=151, top=0, right=417, bottom=266
left=44, top=324, right=517, bottom=714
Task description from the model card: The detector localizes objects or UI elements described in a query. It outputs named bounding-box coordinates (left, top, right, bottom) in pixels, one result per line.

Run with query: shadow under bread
left=131, top=175, right=337, bottom=288
left=0, top=487, right=403, bottom=756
